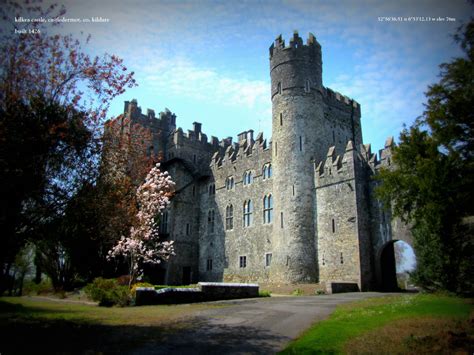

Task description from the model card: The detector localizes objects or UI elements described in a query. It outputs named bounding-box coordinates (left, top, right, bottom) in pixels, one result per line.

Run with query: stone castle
left=105, top=32, right=411, bottom=291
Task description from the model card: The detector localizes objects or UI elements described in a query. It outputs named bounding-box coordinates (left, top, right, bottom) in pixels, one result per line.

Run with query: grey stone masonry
left=103, top=31, right=411, bottom=291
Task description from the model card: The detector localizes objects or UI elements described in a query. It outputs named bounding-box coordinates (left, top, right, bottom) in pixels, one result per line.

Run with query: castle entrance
left=378, top=240, right=416, bottom=291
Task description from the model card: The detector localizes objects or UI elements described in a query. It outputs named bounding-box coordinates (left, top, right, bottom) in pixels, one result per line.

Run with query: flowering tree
left=108, top=164, right=175, bottom=286
left=0, top=0, right=137, bottom=292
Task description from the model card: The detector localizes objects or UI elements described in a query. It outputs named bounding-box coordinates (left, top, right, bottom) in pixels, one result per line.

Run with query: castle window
left=277, top=82, right=281, bottom=95
left=322, top=254, right=326, bottom=266
left=243, top=171, right=253, bottom=186
left=243, top=200, right=253, bottom=227
left=209, top=183, right=215, bottom=195
left=263, top=163, right=272, bottom=179
left=193, top=154, right=197, bottom=163
left=225, top=176, right=234, bottom=190
left=263, top=194, right=273, bottom=224
left=332, top=219, right=336, bottom=233
left=239, top=256, right=247, bottom=268
left=292, top=184, right=295, bottom=196
left=281, top=212, right=284, bottom=228
left=275, top=142, right=277, bottom=156
left=192, top=185, right=196, bottom=196
left=160, top=211, right=169, bottom=234
left=279, top=112, right=283, bottom=126
left=206, top=258, right=213, bottom=271
left=340, top=252, right=344, bottom=264
left=265, top=253, right=272, bottom=267
left=186, top=223, right=190, bottom=236
left=299, top=136, right=303, bottom=151
left=226, top=204, right=234, bottom=230
left=305, top=79, right=310, bottom=93
left=208, top=209, right=215, bottom=233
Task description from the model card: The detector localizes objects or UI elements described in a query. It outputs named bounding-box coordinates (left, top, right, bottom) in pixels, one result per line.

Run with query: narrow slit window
left=279, top=112, right=283, bottom=126
left=281, top=212, right=284, bottom=228
left=299, top=136, right=303, bottom=151
left=340, top=252, right=344, bottom=264
left=332, top=219, right=335, bottom=233
left=292, top=185, right=295, bottom=196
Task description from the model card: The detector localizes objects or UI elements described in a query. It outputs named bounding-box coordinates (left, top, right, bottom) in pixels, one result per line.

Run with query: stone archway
left=377, top=240, right=416, bottom=291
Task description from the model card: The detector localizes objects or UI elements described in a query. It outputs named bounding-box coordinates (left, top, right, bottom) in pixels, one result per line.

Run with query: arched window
left=226, top=204, right=233, bottom=230
left=208, top=209, right=215, bottom=233
left=263, top=163, right=272, bottom=180
left=263, top=194, right=273, bottom=224
left=243, top=200, right=253, bottom=227
left=225, top=176, right=234, bottom=190
left=243, top=171, right=253, bottom=186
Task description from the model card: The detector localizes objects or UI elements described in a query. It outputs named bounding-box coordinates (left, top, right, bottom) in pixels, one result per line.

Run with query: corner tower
left=269, top=32, right=326, bottom=282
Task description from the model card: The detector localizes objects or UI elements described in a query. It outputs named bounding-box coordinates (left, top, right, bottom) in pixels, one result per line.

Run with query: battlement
left=315, top=137, right=395, bottom=186
left=210, top=131, right=269, bottom=169
left=269, top=31, right=320, bottom=58
left=325, top=88, right=360, bottom=112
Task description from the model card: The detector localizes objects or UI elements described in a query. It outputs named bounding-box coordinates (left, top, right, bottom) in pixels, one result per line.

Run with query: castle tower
left=269, top=32, right=326, bottom=282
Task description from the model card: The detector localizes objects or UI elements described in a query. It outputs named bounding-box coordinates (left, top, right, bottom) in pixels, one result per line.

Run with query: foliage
left=0, top=0, right=136, bottom=293
left=258, top=290, right=272, bottom=297
left=108, top=163, right=175, bottom=286
left=22, top=278, right=53, bottom=296
left=291, top=288, right=304, bottom=296
left=376, top=19, right=474, bottom=295
left=281, top=294, right=472, bottom=354
left=84, top=278, right=130, bottom=307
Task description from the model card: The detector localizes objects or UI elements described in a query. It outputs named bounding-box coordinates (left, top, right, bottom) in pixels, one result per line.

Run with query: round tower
left=269, top=31, right=325, bottom=283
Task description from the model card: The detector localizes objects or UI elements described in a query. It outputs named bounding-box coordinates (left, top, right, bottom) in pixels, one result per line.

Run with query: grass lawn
left=0, top=296, right=222, bottom=353
left=281, top=293, right=473, bottom=354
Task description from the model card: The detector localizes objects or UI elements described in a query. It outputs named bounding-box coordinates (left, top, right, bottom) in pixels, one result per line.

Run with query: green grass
left=0, top=296, right=222, bottom=353
left=281, top=293, right=473, bottom=354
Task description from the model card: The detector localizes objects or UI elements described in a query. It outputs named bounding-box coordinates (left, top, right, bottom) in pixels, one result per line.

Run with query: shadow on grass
left=0, top=301, right=286, bottom=354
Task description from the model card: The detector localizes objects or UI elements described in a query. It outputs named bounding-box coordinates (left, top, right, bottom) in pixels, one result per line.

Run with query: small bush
left=84, top=278, right=131, bottom=307
left=316, top=289, right=326, bottom=295
left=259, top=290, right=272, bottom=297
left=22, top=278, right=53, bottom=295
left=292, top=288, right=304, bottom=296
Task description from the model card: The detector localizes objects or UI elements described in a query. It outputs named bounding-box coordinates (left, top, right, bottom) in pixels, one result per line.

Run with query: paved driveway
left=134, top=292, right=399, bottom=354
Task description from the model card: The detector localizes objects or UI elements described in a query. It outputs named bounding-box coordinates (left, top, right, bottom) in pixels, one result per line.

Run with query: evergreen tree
left=377, top=20, right=474, bottom=295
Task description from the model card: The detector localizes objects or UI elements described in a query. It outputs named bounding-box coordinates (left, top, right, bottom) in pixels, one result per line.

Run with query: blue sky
left=48, top=0, right=471, bottom=153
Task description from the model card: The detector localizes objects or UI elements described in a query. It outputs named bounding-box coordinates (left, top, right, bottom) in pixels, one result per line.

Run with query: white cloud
left=143, top=58, right=269, bottom=109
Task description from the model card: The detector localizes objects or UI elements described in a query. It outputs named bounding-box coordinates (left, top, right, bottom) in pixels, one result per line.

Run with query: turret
left=270, top=32, right=325, bottom=283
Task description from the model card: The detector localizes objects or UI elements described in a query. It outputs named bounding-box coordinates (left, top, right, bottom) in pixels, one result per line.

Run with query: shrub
left=292, top=288, right=304, bottom=296
left=22, top=278, right=53, bottom=295
left=316, top=289, right=326, bottom=295
left=84, top=278, right=130, bottom=307
left=259, top=290, right=272, bottom=297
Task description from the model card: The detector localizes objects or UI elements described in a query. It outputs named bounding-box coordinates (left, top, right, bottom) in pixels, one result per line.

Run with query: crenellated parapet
left=324, top=88, right=361, bottom=115
left=209, top=131, right=270, bottom=169
left=315, top=140, right=360, bottom=187
left=270, top=31, right=323, bottom=96
left=315, top=137, right=396, bottom=188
